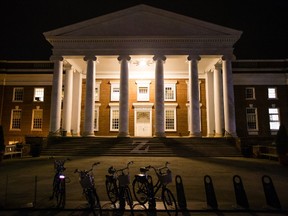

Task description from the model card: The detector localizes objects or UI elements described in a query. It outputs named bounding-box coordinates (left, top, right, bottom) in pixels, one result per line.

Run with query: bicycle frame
left=74, top=162, right=101, bottom=215
left=105, top=161, right=134, bottom=210
left=50, top=157, right=70, bottom=208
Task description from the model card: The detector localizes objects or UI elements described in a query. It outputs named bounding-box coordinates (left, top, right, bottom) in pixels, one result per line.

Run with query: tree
left=275, top=124, right=288, bottom=155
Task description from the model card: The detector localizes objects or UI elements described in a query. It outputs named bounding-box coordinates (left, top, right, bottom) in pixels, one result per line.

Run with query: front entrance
left=134, top=109, right=152, bottom=137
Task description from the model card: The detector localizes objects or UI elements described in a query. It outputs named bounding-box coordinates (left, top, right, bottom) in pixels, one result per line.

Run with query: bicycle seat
left=140, top=167, right=149, bottom=173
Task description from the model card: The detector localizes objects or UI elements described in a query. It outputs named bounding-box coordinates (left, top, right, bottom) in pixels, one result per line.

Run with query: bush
left=275, top=124, right=288, bottom=155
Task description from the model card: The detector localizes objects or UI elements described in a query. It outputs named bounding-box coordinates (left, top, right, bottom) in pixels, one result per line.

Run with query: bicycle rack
left=262, top=175, right=282, bottom=209
left=233, top=175, right=249, bottom=209
left=175, top=175, right=187, bottom=210
left=204, top=175, right=218, bottom=210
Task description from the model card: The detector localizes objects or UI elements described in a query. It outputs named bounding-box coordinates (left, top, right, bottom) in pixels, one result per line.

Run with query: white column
left=49, top=55, right=63, bottom=136
left=205, top=70, right=215, bottom=137
left=118, top=55, right=131, bottom=137
left=214, top=62, right=223, bottom=137
left=188, top=55, right=201, bottom=137
left=71, top=71, right=82, bottom=136
left=153, top=55, right=166, bottom=137
left=83, top=55, right=97, bottom=137
left=222, top=55, right=237, bottom=137
left=62, top=65, right=73, bottom=136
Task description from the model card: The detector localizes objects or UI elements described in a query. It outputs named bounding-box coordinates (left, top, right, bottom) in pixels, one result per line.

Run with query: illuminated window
left=164, top=82, right=176, bottom=101
left=245, top=87, right=255, bottom=99
left=110, top=82, right=120, bottom=101
left=10, top=109, right=21, bottom=130
left=34, top=88, right=44, bottom=102
left=269, top=108, right=280, bottom=131
left=109, top=103, right=119, bottom=131
left=94, top=104, right=100, bottom=131
left=136, top=80, right=150, bottom=101
left=268, top=87, right=277, bottom=99
left=32, top=108, right=43, bottom=130
left=246, top=107, right=258, bottom=131
left=95, top=81, right=101, bottom=101
left=165, top=103, right=177, bottom=131
left=13, top=87, right=24, bottom=102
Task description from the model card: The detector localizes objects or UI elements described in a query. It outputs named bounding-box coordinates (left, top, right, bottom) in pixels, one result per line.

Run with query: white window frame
left=13, top=87, right=24, bottom=102
left=268, top=87, right=277, bottom=99
left=246, top=107, right=258, bottom=134
left=245, top=87, right=255, bottom=100
left=95, top=81, right=101, bottom=101
left=32, top=106, right=43, bottom=131
left=136, top=80, right=151, bottom=101
left=165, top=103, right=178, bottom=131
left=269, top=107, right=280, bottom=132
left=110, top=81, right=120, bottom=101
left=94, top=104, right=101, bottom=131
left=164, top=81, right=177, bottom=101
left=10, top=107, right=21, bottom=130
left=109, top=103, right=119, bottom=131
left=34, top=87, right=44, bottom=102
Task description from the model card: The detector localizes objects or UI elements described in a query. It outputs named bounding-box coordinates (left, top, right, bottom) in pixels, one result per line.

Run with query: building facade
left=0, top=5, right=287, bottom=144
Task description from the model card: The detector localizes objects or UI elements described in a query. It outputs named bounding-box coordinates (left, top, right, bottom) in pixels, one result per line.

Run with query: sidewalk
left=0, top=155, right=287, bottom=215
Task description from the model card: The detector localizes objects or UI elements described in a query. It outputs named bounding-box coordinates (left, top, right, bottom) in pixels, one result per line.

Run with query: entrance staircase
left=41, top=137, right=242, bottom=157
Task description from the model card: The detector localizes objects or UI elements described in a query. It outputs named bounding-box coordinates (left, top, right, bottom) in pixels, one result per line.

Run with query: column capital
left=153, top=55, right=166, bottom=62
left=187, top=55, right=201, bottom=61
left=222, top=54, right=235, bottom=61
left=84, top=55, right=97, bottom=61
left=214, top=61, right=222, bottom=69
left=50, top=55, right=63, bottom=62
left=117, top=55, right=131, bottom=62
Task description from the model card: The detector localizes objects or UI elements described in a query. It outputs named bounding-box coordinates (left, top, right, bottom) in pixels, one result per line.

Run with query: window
left=164, top=82, right=176, bottom=101
left=110, top=82, right=120, bottom=101
left=95, top=81, right=101, bottom=101
left=34, top=88, right=44, bottom=102
left=269, top=108, right=280, bottom=131
left=136, top=80, right=150, bottom=101
left=32, top=108, right=43, bottom=130
left=10, top=108, right=21, bottom=130
left=94, top=104, right=100, bottom=131
left=268, top=87, right=277, bottom=99
left=246, top=107, right=258, bottom=131
left=165, top=103, right=178, bottom=131
left=13, top=87, right=24, bottom=102
left=109, top=104, right=119, bottom=131
left=245, top=87, right=255, bottom=99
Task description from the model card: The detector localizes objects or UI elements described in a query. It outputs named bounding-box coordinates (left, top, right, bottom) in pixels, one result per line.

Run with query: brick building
left=0, top=5, right=287, bottom=145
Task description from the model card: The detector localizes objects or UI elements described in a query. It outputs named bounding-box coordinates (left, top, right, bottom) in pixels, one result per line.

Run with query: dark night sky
left=1, top=0, right=287, bottom=60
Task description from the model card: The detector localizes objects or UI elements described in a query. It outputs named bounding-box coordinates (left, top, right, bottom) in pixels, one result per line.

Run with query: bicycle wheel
left=132, top=178, right=149, bottom=205
left=162, top=188, right=178, bottom=216
left=86, top=188, right=102, bottom=216
left=125, top=187, right=134, bottom=209
left=56, top=179, right=66, bottom=208
left=105, top=179, right=118, bottom=204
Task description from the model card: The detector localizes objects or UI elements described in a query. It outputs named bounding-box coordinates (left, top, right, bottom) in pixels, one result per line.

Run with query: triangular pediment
left=44, top=4, right=242, bottom=38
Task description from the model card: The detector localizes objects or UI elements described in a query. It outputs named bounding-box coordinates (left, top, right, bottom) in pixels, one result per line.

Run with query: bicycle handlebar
left=108, top=161, right=134, bottom=175
left=143, top=162, right=170, bottom=174
left=74, top=162, right=100, bottom=174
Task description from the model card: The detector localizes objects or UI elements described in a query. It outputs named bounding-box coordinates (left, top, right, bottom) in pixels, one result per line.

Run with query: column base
left=117, top=132, right=130, bottom=138
left=154, top=132, right=166, bottom=138
left=214, top=133, right=223, bottom=138
left=82, top=132, right=95, bottom=137
left=48, top=131, right=61, bottom=137
left=189, top=132, right=202, bottom=137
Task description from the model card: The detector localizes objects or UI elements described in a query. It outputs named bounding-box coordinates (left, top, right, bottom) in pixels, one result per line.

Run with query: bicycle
left=132, top=162, right=178, bottom=216
left=74, top=162, right=102, bottom=216
left=49, top=157, right=70, bottom=208
left=105, top=161, right=134, bottom=212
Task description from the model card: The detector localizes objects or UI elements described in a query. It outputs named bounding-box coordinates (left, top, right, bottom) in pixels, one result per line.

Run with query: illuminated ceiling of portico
left=65, top=55, right=221, bottom=79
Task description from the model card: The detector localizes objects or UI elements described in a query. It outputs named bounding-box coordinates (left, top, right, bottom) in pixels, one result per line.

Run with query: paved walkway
left=0, top=155, right=287, bottom=215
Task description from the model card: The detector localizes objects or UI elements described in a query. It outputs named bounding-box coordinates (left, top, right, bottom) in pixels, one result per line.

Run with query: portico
left=44, top=5, right=241, bottom=138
